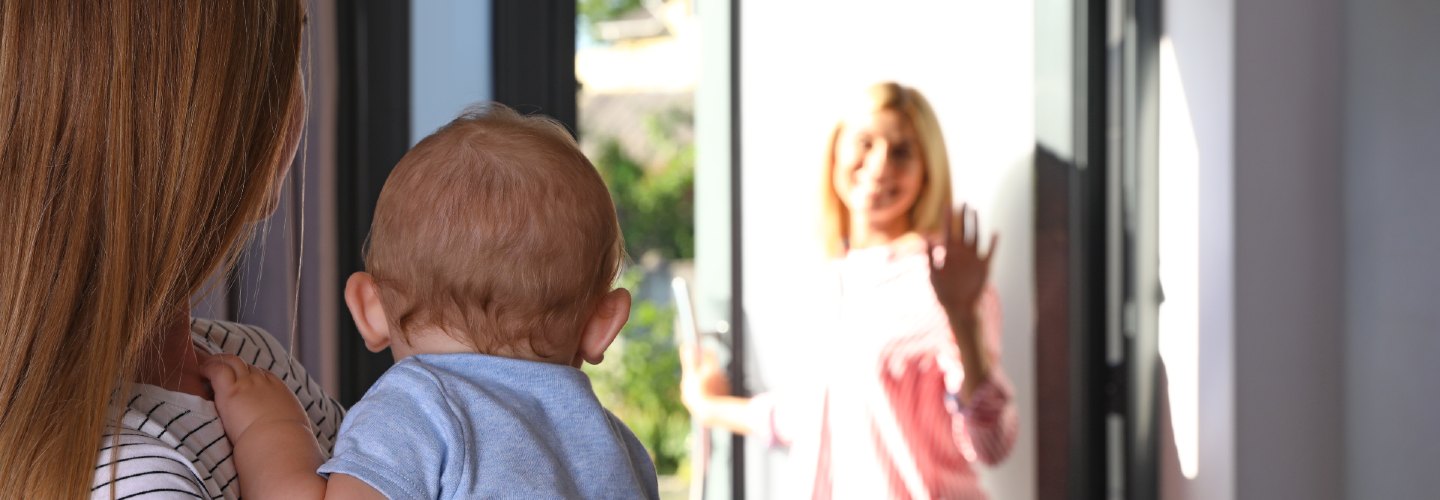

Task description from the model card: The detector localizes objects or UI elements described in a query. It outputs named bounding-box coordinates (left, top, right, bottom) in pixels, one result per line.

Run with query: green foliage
left=584, top=106, right=695, bottom=476
left=578, top=0, right=645, bottom=39
left=593, top=110, right=695, bottom=260
left=584, top=268, right=689, bottom=475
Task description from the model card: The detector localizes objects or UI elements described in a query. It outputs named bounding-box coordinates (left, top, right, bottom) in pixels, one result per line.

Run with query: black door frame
left=334, top=0, right=411, bottom=406
left=492, top=1, right=579, bottom=135
left=1035, top=0, right=1160, bottom=497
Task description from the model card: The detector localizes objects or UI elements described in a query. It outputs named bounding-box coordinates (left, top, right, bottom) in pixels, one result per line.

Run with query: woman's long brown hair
left=0, top=1, right=304, bottom=497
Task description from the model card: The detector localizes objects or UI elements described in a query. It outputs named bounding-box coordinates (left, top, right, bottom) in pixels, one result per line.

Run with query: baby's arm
left=204, top=355, right=384, bottom=500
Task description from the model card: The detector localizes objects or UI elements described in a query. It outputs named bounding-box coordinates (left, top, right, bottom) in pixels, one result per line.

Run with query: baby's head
left=344, top=103, right=629, bottom=367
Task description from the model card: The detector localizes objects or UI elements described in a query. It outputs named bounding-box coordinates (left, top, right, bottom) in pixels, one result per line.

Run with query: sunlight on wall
left=1158, top=36, right=1200, bottom=480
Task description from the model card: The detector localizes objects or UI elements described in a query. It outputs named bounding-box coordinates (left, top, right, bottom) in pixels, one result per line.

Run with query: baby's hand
left=203, top=354, right=312, bottom=445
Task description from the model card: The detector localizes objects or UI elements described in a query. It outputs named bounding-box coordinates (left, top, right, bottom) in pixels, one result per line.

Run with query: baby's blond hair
left=366, top=103, right=624, bottom=358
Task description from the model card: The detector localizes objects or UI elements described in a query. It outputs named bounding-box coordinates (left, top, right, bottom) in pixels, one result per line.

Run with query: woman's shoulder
left=93, top=432, right=210, bottom=499
left=101, top=391, right=228, bottom=498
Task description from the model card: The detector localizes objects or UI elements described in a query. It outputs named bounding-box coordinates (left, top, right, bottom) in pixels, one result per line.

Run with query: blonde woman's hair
left=819, top=82, right=953, bottom=258
left=0, top=2, right=306, bottom=498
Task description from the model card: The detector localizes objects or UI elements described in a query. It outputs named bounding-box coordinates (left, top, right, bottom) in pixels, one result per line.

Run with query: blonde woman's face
left=832, top=109, right=925, bottom=231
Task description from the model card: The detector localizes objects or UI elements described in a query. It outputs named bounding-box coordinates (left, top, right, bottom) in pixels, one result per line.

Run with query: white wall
left=1343, top=1, right=1440, bottom=498
left=739, top=1, right=1035, bottom=498
left=1034, top=0, right=1071, bottom=159
left=1233, top=0, right=1347, bottom=498
left=1164, top=1, right=1440, bottom=499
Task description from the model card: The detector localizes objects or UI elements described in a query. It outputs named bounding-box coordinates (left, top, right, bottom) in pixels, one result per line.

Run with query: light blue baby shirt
left=317, top=353, right=659, bottom=499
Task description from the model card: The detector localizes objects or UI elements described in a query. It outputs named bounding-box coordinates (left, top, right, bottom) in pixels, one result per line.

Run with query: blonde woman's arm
left=938, top=288, right=1018, bottom=465
left=680, top=343, right=756, bottom=435
left=928, top=204, right=1000, bottom=400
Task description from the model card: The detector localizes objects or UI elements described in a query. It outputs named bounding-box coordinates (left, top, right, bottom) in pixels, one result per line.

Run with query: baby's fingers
left=202, top=355, right=247, bottom=393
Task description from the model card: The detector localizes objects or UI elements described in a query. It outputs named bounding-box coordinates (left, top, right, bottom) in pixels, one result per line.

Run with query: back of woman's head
left=0, top=2, right=305, bottom=497
left=819, top=81, right=953, bottom=258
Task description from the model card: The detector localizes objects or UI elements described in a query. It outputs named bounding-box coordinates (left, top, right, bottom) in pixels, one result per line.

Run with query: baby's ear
left=577, top=288, right=632, bottom=365
left=344, top=272, right=392, bottom=353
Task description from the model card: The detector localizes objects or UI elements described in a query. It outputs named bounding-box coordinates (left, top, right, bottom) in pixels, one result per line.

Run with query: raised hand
left=928, top=204, right=997, bottom=320
left=927, top=204, right=998, bottom=395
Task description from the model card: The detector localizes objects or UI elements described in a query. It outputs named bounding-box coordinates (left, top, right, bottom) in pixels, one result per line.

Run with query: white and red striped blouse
left=748, top=243, right=1018, bottom=499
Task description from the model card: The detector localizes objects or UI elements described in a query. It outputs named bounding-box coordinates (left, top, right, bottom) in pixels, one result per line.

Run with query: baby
left=204, top=103, right=659, bottom=499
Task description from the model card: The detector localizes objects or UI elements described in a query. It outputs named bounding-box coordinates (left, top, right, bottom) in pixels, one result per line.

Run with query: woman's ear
left=577, top=288, right=632, bottom=366
left=344, top=272, right=392, bottom=353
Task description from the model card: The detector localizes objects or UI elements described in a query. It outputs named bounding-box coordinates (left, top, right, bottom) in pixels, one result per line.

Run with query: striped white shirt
left=91, top=319, right=343, bottom=499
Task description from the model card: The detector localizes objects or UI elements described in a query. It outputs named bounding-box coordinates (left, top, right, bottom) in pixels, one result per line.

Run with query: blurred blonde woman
left=681, top=82, right=1018, bottom=499
left=0, top=2, right=342, bottom=499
